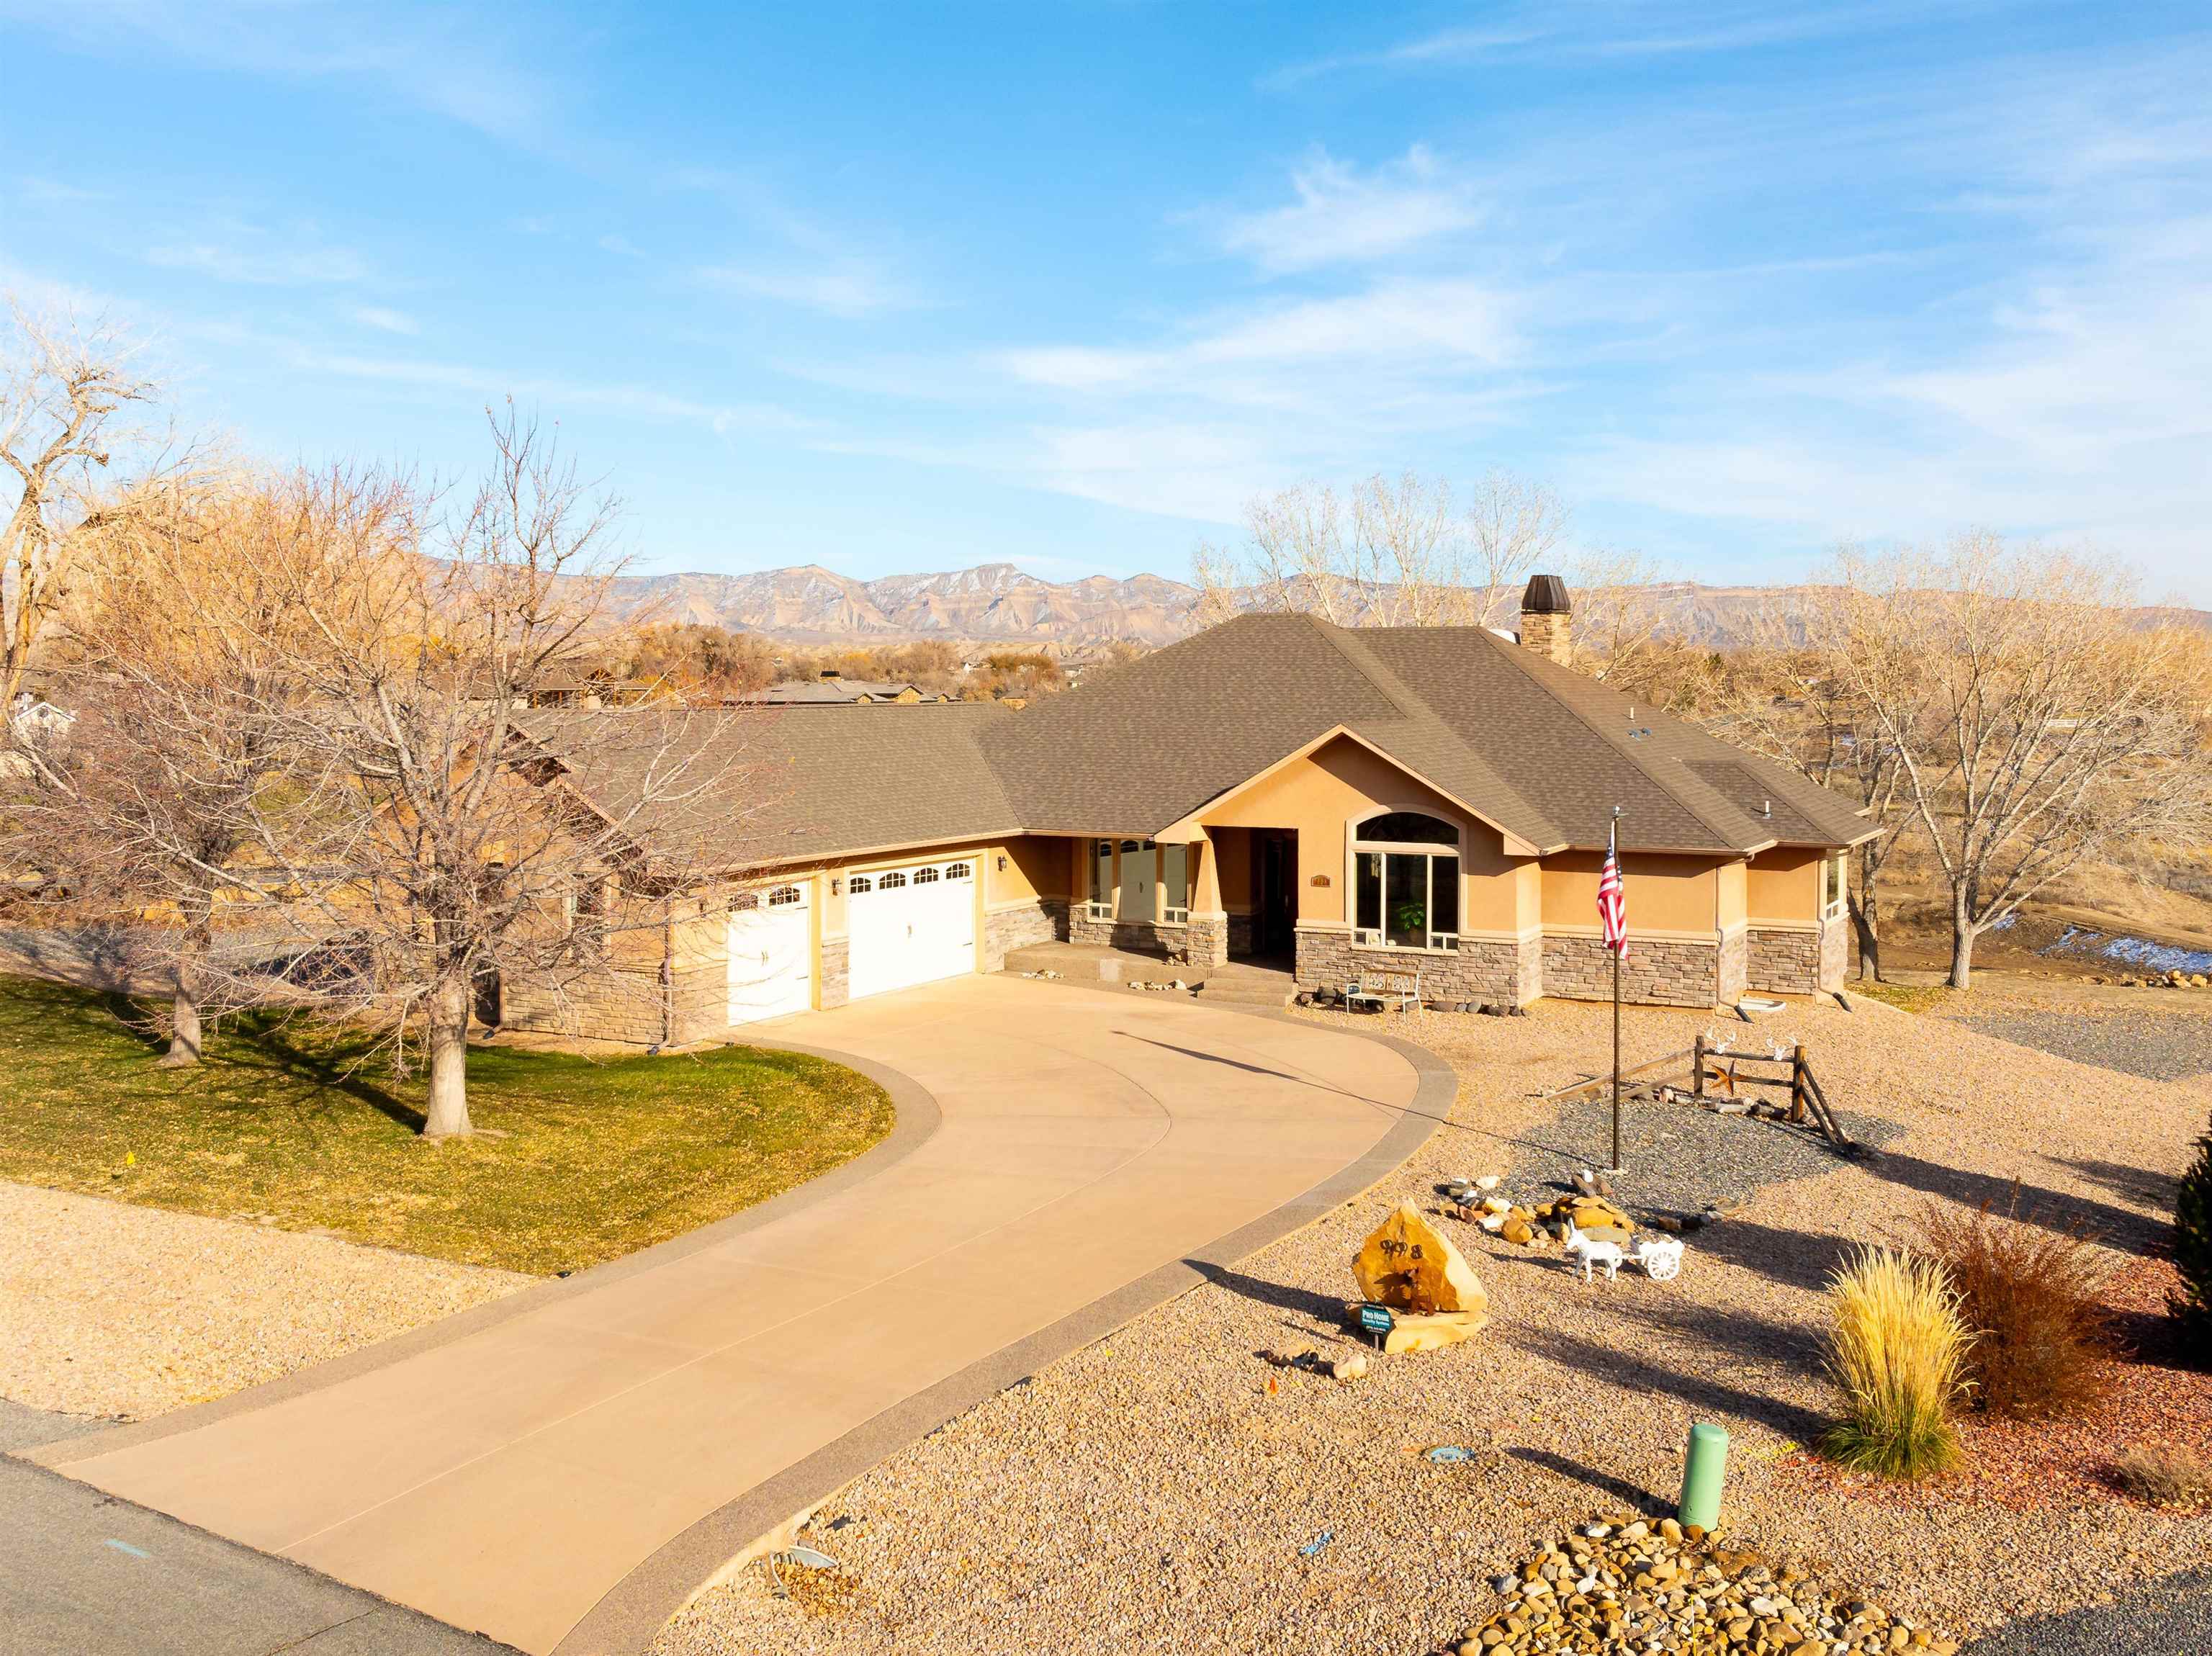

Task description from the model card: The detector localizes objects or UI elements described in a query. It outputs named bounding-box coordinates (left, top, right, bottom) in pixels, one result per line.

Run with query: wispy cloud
left=1215, top=146, right=1486, bottom=271
left=19, top=176, right=107, bottom=204
left=667, top=167, right=922, bottom=318
left=346, top=305, right=419, bottom=336
left=267, top=340, right=817, bottom=436
left=1265, top=1, right=1979, bottom=89
left=145, top=234, right=367, bottom=285
left=694, top=261, right=916, bottom=318
left=0, top=0, right=557, bottom=143
left=147, top=226, right=369, bottom=287
left=1000, top=279, right=1519, bottom=395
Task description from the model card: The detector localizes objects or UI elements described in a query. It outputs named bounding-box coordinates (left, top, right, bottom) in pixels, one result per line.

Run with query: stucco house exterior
left=513, top=578, right=1874, bottom=1045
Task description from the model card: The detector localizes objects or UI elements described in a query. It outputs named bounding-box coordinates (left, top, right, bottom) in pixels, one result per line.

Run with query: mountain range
left=603, top=561, right=2212, bottom=651
left=605, top=562, right=1797, bottom=649
left=602, top=562, right=1200, bottom=647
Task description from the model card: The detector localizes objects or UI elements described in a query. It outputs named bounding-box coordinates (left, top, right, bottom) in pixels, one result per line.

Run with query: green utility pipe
left=1678, top=1422, right=1728, bottom=1531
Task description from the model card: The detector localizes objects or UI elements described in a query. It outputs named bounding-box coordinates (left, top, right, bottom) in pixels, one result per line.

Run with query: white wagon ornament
left=1632, top=1237, right=1684, bottom=1281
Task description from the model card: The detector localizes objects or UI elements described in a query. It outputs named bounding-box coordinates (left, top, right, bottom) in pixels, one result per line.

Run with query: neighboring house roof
left=739, top=680, right=930, bottom=704
left=537, top=613, right=1871, bottom=869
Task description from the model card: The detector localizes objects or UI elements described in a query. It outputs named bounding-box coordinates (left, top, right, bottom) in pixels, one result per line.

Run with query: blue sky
left=4, top=1, right=2208, bottom=599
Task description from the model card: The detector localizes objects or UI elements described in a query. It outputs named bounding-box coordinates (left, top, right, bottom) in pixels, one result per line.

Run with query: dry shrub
left=2112, top=1444, right=2212, bottom=1507
left=1819, top=1245, right=1970, bottom=1480
left=2174, top=1112, right=2212, bottom=1349
left=1917, top=1196, right=2119, bottom=1420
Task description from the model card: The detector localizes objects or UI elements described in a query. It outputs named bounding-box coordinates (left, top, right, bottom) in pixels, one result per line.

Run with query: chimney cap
left=1521, top=573, right=1571, bottom=615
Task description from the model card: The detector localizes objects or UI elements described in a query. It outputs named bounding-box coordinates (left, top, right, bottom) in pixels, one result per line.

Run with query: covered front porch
left=1063, top=826, right=1295, bottom=972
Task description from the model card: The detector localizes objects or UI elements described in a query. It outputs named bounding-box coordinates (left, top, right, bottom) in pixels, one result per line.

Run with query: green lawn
left=0, top=973, right=893, bottom=1274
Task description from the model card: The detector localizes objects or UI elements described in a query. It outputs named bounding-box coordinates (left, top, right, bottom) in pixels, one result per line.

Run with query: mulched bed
left=1501, top=1088, right=1907, bottom=1221
left=1774, top=1255, right=2212, bottom=1517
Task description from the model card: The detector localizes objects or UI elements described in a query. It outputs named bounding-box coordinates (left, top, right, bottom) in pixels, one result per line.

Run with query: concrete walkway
left=26, top=976, right=1442, bottom=1656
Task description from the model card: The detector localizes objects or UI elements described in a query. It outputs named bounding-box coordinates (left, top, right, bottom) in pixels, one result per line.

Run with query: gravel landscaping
left=655, top=991, right=2209, bottom=1656
left=1943, top=1007, right=2212, bottom=1085
left=0, top=1179, right=526, bottom=1421
left=1956, top=1565, right=2212, bottom=1655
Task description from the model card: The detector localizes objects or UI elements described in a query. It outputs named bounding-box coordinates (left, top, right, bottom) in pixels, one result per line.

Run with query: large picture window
left=1352, top=811, right=1461, bottom=951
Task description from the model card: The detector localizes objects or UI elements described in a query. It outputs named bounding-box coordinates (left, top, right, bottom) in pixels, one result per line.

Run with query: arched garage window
left=1352, top=811, right=1460, bottom=951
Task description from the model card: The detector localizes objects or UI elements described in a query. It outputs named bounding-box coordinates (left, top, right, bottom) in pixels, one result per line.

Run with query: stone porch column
left=1182, top=832, right=1230, bottom=970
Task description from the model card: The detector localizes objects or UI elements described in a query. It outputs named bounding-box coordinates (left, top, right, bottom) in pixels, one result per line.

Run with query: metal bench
left=1342, top=970, right=1423, bottom=1013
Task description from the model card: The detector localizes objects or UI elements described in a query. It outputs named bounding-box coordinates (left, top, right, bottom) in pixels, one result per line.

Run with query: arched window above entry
left=1351, top=810, right=1461, bottom=953
left=1354, top=811, right=1457, bottom=846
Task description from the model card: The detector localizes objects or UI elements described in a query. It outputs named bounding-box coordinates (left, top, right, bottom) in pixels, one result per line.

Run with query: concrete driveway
left=25, top=976, right=1444, bottom=1656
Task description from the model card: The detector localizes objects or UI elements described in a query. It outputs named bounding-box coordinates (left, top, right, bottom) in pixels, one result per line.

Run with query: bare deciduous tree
left=1192, top=469, right=1567, bottom=631
left=1, top=302, right=159, bottom=712
left=132, top=410, right=747, bottom=1135
left=17, top=472, right=294, bottom=1062
left=1704, top=614, right=1910, bottom=978
left=1811, top=534, right=2212, bottom=989
left=1563, top=549, right=1703, bottom=697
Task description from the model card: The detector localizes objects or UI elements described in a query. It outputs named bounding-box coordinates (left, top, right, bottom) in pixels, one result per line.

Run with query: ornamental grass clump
left=1819, top=1244, right=1970, bottom=1479
left=1917, top=1196, right=2118, bottom=1419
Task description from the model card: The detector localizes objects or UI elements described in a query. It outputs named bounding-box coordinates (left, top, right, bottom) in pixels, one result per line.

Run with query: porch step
left=1190, top=982, right=1298, bottom=1008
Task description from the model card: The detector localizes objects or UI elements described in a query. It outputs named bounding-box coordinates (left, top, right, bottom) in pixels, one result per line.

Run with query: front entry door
left=1253, top=831, right=1296, bottom=958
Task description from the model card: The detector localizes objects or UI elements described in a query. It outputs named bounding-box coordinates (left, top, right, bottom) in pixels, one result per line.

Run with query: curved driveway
left=30, top=976, right=1440, bottom=1656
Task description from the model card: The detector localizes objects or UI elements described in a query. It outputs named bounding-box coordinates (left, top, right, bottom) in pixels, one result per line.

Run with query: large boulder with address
left=1354, top=1202, right=1488, bottom=1316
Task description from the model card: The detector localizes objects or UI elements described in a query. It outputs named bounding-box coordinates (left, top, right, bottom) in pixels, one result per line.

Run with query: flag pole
left=1610, top=805, right=1624, bottom=1175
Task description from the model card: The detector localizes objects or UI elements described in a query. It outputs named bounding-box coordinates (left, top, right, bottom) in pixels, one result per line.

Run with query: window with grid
left=1351, top=813, right=1461, bottom=951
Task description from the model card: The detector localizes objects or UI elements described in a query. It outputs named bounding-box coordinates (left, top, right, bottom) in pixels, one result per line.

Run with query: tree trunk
left=1946, top=889, right=1975, bottom=991
left=1851, top=842, right=1885, bottom=982
left=422, top=976, right=472, bottom=1138
left=1848, top=895, right=1881, bottom=984
left=158, top=914, right=209, bottom=1067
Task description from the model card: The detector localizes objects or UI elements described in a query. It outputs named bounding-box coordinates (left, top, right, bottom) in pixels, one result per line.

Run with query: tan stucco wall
left=1540, top=850, right=1733, bottom=936
left=1718, top=858, right=1748, bottom=930
left=989, top=834, right=1069, bottom=907
left=1746, top=845, right=1825, bottom=924
left=1195, top=737, right=1527, bottom=928
left=1212, top=829, right=1251, bottom=914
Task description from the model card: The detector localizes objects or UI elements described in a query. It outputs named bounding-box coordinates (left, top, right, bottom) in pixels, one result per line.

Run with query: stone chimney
left=1518, top=573, right=1572, bottom=665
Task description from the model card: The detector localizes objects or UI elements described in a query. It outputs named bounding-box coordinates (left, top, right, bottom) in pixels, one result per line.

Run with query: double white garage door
left=727, top=859, right=977, bottom=1025
left=848, top=858, right=976, bottom=1001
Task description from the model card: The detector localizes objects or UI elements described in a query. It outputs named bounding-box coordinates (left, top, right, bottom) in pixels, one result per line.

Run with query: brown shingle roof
left=983, top=614, right=1870, bottom=853
left=534, top=701, right=1020, bottom=873
left=537, top=615, right=1871, bottom=865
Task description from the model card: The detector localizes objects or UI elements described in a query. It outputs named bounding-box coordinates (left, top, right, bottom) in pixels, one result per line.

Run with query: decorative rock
left=1377, top=1308, right=1489, bottom=1354
left=1455, top=1521, right=1955, bottom=1656
left=1354, top=1202, right=1488, bottom=1316
left=1328, top=1349, right=1369, bottom=1382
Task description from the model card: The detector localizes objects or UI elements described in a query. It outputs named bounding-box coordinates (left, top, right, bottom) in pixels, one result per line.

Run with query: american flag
left=1597, top=819, right=1627, bottom=953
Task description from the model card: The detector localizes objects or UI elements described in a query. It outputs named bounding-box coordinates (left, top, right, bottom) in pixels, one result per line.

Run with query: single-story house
left=513, top=577, right=1874, bottom=1045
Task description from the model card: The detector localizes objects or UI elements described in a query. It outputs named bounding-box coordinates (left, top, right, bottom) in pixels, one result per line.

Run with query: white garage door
left=727, top=882, right=812, bottom=1023
left=847, top=859, right=976, bottom=1001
